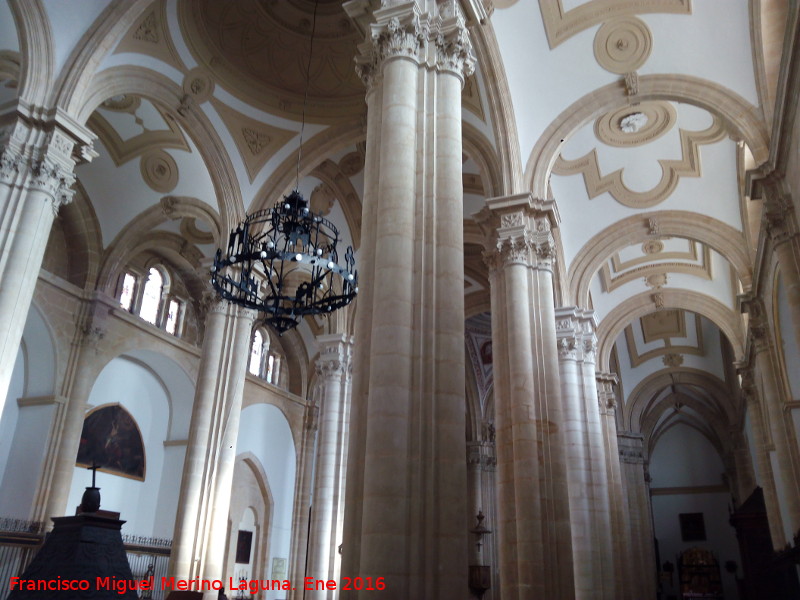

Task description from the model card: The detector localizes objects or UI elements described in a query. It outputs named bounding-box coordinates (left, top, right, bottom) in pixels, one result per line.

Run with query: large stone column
left=169, top=299, right=254, bottom=596
left=596, top=373, right=635, bottom=599
left=0, top=114, right=94, bottom=415
left=617, top=433, right=657, bottom=599
left=475, top=194, right=574, bottom=599
left=741, top=295, right=800, bottom=538
left=555, top=308, right=614, bottom=599
left=307, top=333, right=352, bottom=599
left=340, top=2, right=474, bottom=597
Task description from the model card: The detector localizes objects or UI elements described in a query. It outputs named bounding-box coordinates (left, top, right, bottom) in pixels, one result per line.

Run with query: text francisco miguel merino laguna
left=10, top=576, right=388, bottom=594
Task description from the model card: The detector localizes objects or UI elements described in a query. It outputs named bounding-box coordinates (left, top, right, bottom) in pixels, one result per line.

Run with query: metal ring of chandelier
left=211, top=190, right=358, bottom=334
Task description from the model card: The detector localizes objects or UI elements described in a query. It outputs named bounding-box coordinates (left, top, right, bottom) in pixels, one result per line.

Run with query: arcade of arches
left=0, top=1, right=799, bottom=599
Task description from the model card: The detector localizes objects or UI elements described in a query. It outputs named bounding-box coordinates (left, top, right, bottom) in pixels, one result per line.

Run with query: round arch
left=568, top=211, right=753, bottom=306
left=625, top=368, right=734, bottom=434
left=8, top=0, right=53, bottom=107
left=596, top=290, right=745, bottom=371
left=525, top=74, right=770, bottom=200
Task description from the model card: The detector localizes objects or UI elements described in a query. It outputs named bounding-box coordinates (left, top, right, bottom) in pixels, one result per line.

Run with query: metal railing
left=0, top=519, right=172, bottom=600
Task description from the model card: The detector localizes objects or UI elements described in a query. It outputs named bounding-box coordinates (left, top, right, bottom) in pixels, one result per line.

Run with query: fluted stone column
left=0, top=115, right=94, bottom=415
left=741, top=296, right=800, bottom=539
left=341, top=2, right=474, bottom=597
left=475, top=193, right=574, bottom=599
left=596, top=373, right=635, bottom=599
left=555, top=308, right=614, bottom=599
left=307, top=334, right=352, bottom=599
left=169, top=299, right=254, bottom=597
left=739, top=366, right=787, bottom=546
left=617, top=433, right=657, bottom=599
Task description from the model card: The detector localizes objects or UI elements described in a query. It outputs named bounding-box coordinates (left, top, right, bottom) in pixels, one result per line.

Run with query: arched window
left=140, top=267, right=163, bottom=325
left=248, top=328, right=283, bottom=387
left=249, top=330, right=265, bottom=376
left=116, top=265, right=185, bottom=337
left=119, top=272, right=137, bottom=312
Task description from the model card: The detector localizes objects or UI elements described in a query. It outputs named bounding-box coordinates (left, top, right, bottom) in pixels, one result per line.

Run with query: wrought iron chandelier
left=210, top=0, right=357, bottom=334
left=211, top=191, right=358, bottom=334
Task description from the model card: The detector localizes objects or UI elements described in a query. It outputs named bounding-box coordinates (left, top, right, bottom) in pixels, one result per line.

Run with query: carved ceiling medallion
left=593, top=16, right=653, bottom=74
left=140, top=149, right=179, bottom=193
left=595, top=101, right=677, bottom=147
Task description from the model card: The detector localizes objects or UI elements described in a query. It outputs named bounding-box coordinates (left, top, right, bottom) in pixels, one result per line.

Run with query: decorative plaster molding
left=593, top=16, right=653, bottom=74
left=595, top=101, right=676, bottom=147
left=88, top=102, right=189, bottom=167
left=140, top=149, right=178, bottom=194
left=211, top=98, right=296, bottom=184
left=553, top=116, right=726, bottom=208
left=182, top=68, right=215, bottom=104
left=538, top=0, right=691, bottom=48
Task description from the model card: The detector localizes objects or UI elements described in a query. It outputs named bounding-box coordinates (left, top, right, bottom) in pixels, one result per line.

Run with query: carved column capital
left=555, top=307, right=597, bottom=363
left=475, top=194, right=559, bottom=272
left=315, top=333, right=351, bottom=381
left=434, top=6, right=475, bottom=83
left=739, top=294, right=772, bottom=352
left=596, top=371, right=619, bottom=416
left=764, top=195, right=798, bottom=246
left=0, top=115, right=96, bottom=211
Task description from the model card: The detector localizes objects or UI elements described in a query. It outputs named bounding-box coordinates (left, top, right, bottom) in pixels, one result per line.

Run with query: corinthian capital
left=434, top=6, right=475, bottom=83
left=372, top=12, right=425, bottom=65
left=29, top=158, right=77, bottom=212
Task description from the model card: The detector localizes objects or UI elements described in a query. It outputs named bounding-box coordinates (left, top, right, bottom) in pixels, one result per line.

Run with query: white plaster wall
left=65, top=356, right=179, bottom=537
left=0, top=346, right=24, bottom=494
left=42, top=0, right=111, bottom=77
left=650, top=424, right=741, bottom=600
left=0, top=306, right=57, bottom=519
left=0, top=0, right=19, bottom=52
left=0, top=401, right=57, bottom=519
left=236, top=404, right=296, bottom=600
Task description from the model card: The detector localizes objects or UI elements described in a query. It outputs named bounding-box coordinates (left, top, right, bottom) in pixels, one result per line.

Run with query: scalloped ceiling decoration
left=553, top=116, right=726, bottom=208
left=88, top=98, right=190, bottom=166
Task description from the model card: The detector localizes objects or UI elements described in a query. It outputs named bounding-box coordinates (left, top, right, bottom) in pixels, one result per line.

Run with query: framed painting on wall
left=76, top=404, right=146, bottom=480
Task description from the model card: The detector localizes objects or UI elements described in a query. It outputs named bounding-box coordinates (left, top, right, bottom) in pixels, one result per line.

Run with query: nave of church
left=0, top=1, right=800, bottom=599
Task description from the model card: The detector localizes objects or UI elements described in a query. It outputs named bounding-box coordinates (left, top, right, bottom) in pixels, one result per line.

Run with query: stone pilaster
left=0, top=114, right=94, bottom=415
left=555, top=308, right=614, bottom=599
left=761, top=188, right=800, bottom=357
left=475, top=193, right=574, bottom=599
left=741, top=295, right=800, bottom=540
left=617, top=432, right=657, bottom=600
left=307, top=333, right=352, bottom=600
left=169, top=300, right=254, bottom=599
left=341, top=2, right=474, bottom=597
left=466, top=435, right=497, bottom=595
left=596, top=373, right=635, bottom=599
left=40, top=294, right=111, bottom=524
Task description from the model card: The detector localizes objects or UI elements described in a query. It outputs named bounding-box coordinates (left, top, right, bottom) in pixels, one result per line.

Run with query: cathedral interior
left=0, top=0, right=799, bottom=599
